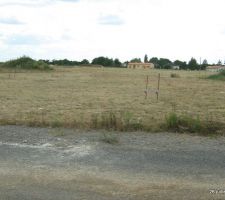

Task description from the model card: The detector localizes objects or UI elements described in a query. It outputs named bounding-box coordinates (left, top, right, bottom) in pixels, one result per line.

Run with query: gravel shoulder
left=0, top=126, right=225, bottom=200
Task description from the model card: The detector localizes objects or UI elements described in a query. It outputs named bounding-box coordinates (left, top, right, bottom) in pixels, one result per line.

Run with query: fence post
left=145, top=75, right=149, bottom=99
left=157, top=73, right=160, bottom=101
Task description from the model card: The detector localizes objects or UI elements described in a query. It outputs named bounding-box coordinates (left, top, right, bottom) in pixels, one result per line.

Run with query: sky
left=0, top=0, right=225, bottom=64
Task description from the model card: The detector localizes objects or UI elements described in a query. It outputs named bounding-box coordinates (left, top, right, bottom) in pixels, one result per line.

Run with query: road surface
left=0, top=126, right=225, bottom=200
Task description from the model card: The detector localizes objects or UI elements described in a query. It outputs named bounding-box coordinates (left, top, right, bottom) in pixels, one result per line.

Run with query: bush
left=170, top=73, right=180, bottom=78
left=165, top=112, right=201, bottom=133
left=90, top=111, right=143, bottom=131
left=208, top=70, right=225, bottom=81
left=165, top=112, right=224, bottom=135
left=1, top=56, right=51, bottom=70
left=220, top=69, right=225, bottom=76
left=100, top=132, right=119, bottom=144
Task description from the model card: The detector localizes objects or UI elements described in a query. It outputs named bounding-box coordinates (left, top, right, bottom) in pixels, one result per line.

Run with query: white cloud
left=98, top=15, right=124, bottom=25
left=0, top=17, right=24, bottom=25
left=0, top=0, right=224, bottom=63
left=0, top=0, right=79, bottom=7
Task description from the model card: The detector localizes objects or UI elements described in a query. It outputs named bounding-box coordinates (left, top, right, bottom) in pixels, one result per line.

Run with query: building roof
left=128, top=62, right=153, bottom=65
left=206, top=65, right=225, bottom=69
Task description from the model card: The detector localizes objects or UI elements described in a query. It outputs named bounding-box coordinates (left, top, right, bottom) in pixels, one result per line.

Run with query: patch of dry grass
left=0, top=67, right=224, bottom=133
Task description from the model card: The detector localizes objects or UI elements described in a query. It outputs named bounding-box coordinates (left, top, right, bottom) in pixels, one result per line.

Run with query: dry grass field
left=0, top=67, right=225, bottom=133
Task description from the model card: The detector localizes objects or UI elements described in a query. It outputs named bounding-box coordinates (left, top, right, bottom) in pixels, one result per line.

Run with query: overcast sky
left=0, top=0, right=224, bottom=63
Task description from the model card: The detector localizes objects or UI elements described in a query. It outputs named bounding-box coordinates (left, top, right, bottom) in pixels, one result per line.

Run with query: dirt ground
left=0, top=125, right=225, bottom=200
left=1, top=68, right=225, bottom=131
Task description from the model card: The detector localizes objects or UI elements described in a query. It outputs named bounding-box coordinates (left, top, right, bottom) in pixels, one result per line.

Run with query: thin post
left=145, top=75, right=149, bottom=99
left=199, top=57, right=201, bottom=77
left=157, top=73, right=160, bottom=101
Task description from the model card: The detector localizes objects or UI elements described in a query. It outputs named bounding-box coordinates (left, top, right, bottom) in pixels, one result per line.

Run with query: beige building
left=127, top=62, right=154, bottom=69
left=206, top=65, right=225, bottom=72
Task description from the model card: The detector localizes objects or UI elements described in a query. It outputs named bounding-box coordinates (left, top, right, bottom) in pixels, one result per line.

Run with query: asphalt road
left=0, top=125, right=225, bottom=200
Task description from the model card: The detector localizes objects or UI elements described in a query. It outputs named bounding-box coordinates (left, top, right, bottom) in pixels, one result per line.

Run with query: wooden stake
left=157, top=73, right=160, bottom=101
left=145, top=75, right=149, bottom=99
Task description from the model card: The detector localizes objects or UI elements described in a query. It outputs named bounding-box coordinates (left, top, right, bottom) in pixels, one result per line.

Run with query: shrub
left=220, top=69, right=225, bottom=76
left=100, top=132, right=119, bottom=144
left=1, top=56, right=51, bottom=70
left=166, top=112, right=203, bottom=133
left=207, top=70, right=225, bottom=81
left=170, top=73, right=180, bottom=78
left=90, top=111, right=143, bottom=131
left=165, top=112, right=224, bottom=135
left=165, top=112, right=179, bottom=129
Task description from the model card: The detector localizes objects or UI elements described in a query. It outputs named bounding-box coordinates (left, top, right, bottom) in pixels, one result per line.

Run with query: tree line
left=40, top=55, right=224, bottom=70
left=41, top=57, right=122, bottom=68
left=131, top=55, right=222, bottom=70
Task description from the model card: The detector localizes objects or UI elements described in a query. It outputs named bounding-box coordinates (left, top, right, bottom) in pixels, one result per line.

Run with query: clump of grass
left=90, top=111, right=143, bottom=131
left=48, top=128, right=66, bottom=137
left=1, top=56, right=52, bottom=70
left=100, top=132, right=119, bottom=144
left=165, top=112, right=201, bottom=133
left=170, top=73, right=180, bottom=78
left=207, top=70, right=225, bottom=81
left=165, top=112, right=224, bottom=135
left=50, top=120, right=64, bottom=128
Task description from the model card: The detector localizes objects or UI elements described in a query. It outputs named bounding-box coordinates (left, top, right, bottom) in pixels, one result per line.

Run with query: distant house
left=127, top=62, right=154, bottom=69
left=206, top=65, right=225, bottom=72
left=171, top=65, right=180, bottom=70
left=80, top=64, right=104, bottom=68
left=122, top=63, right=128, bottom=68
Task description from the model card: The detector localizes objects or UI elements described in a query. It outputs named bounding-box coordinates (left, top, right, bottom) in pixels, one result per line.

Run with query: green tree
left=144, top=54, right=148, bottom=63
left=92, top=57, right=114, bottom=67
left=188, top=57, right=198, bottom=70
left=217, top=60, right=222, bottom=65
left=201, top=59, right=208, bottom=70
left=114, top=58, right=122, bottom=67
left=158, top=58, right=172, bottom=69
left=150, top=57, right=158, bottom=63
left=173, top=60, right=187, bottom=70
left=130, top=58, right=142, bottom=63
left=80, top=59, right=89, bottom=65
left=149, top=57, right=159, bottom=68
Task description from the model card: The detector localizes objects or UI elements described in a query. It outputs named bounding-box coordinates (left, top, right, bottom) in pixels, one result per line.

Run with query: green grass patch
left=0, top=111, right=224, bottom=136
left=207, top=70, right=225, bottom=81
left=90, top=111, right=143, bottom=132
left=165, top=112, right=224, bottom=135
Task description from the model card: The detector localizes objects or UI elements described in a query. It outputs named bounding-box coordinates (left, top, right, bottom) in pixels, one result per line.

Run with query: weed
left=51, top=120, right=63, bottom=128
left=91, top=114, right=98, bottom=129
left=207, top=70, right=225, bottom=81
left=90, top=111, right=143, bottom=131
left=101, top=132, right=119, bottom=144
left=165, top=112, right=203, bottom=133
left=165, top=112, right=224, bottom=135
left=48, top=128, right=66, bottom=137
left=100, top=111, right=117, bottom=130
left=165, top=112, right=179, bottom=130
left=170, top=73, right=180, bottom=78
